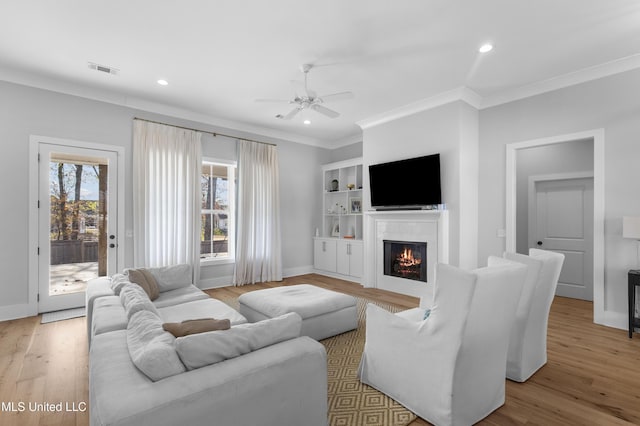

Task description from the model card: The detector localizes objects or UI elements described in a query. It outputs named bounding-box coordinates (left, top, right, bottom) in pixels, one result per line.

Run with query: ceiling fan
left=255, top=64, right=354, bottom=120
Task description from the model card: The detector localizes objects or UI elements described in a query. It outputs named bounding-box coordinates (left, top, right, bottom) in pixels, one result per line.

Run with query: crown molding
left=326, top=133, right=363, bottom=149
left=356, top=53, right=640, bottom=128
left=356, top=86, right=482, bottom=130
left=0, top=67, right=327, bottom=148
left=480, top=52, right=640, bottom=109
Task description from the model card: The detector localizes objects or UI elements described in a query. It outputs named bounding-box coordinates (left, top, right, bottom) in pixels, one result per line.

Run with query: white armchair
left=358, top=260, right=527, bottom=426
left=500, top=248, right=565, bottom=382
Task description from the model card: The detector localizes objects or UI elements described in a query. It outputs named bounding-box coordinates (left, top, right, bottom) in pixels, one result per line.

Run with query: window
left=200, top=160, right=236, bottom=262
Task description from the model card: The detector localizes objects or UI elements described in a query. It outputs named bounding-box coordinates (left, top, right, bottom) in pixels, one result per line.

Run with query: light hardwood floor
left=1, top=273, right=639, bottom=425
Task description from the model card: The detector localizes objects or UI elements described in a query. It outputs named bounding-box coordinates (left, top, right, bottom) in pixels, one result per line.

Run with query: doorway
left=30, top=137, right=123, bottom=313
left=529, top=175, right=594, bottom=300
left=505, top=129, right=606, bottom=325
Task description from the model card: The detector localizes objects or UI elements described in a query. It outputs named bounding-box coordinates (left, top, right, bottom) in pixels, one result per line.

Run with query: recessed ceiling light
left=157, top=79, right=168, bottom=86
left=303, top=119, right=311, bottom=125
left=478, top=43, right=493, bottom=53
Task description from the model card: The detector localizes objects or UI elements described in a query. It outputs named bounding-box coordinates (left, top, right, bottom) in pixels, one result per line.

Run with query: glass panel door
left=38, top=143, right=118, bottom=313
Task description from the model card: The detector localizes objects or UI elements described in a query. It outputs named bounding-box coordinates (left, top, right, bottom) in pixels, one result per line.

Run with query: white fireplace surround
left=363, top=210, right=449, bottom=299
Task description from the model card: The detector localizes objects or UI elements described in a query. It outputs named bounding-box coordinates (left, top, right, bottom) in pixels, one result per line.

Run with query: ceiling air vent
left=88, top=62, right=119, bottom=75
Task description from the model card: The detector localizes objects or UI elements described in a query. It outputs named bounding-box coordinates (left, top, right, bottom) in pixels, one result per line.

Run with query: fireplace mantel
left=363, top=210, right=449, bottom=298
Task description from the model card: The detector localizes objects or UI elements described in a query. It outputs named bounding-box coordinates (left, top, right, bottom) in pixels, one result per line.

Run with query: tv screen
left=369, top=154, right=441, bottom=209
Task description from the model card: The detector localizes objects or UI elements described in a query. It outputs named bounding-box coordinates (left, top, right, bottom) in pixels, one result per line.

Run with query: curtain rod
left=133, top=117, right=277, bottom=147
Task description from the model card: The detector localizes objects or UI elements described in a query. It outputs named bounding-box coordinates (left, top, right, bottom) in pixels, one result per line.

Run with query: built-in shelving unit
left=314, top=157, right=364, bottom=282
left=321, top=158, right=363, bottom=240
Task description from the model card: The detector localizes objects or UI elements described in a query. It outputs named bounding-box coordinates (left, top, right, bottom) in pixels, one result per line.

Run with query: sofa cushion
left=85, top=276, right=116, bottom=340
left=152, top=284, right=210, bottom=308
left=148, top=264, right=193, bottom=292
left=92, top=296, right=127, bottom=341
left=127, top=268, right=160, bottom=300
left=163, top=318, right=231, bottom=337
left=127, top=310, right=186, bottom=381
left=158, top=298, right=248, bottom=326
left=175, top=312, right=302, bottom=370
left=120, top=284, right=159, bottom=320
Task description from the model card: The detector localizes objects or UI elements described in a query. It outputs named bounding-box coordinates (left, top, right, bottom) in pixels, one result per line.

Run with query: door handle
left=109, top=243, right=116, bottom=248
left=109, top=235, right=115, bottom=240
left=322, top=241, right=326, bottom=252
left=537, top=241, right=543, bottom=246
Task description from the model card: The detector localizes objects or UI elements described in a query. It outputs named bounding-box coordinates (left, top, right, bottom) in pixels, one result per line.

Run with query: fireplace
left=364, top=210, right=447, bottom=298
left=383, top=240, right=427, bottom=283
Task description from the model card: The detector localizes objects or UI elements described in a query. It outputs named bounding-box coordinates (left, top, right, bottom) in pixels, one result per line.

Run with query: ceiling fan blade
left=318, top=91, right=354, bottom=102
left=282, top=107, right=301, bottom=120
left=311, top=104, right=340, bottom=118
left=255, top=98, right=291, bottom=103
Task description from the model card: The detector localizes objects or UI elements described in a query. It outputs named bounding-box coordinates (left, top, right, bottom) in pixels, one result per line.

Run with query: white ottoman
left=238, top=284, right=358, bottom=340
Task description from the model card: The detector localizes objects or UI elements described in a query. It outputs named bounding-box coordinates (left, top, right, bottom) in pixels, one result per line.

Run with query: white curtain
left=133, top=120, right=202, bottom=284
left=234, top=140, right=282, bottom=285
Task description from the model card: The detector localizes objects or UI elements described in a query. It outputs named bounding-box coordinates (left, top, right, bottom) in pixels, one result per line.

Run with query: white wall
left=329, top=141, right=362, bottom=162
left=362, top=101, right=479, bottom=268
left=478, top=67, right=640, bottom=323
left=0, top=80, right=329, bottom=318
left=515, top=139, right=594, bottom=254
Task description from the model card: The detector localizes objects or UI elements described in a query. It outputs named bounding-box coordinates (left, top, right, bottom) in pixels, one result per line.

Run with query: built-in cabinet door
left=336, top=241, right=350, bottom=276
left=349, top=242, right=363, bottom=278
left=337, top=240, right=363, bottom=278
left=314, top=238, right=337, bottom=272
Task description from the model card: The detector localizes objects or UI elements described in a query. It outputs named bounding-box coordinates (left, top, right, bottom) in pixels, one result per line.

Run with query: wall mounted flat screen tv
left=369, top=153, right=441, bottom=209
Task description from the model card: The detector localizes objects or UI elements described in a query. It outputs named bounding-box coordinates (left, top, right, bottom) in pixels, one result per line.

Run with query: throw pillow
left=175, top=312, right=302, bottom=370
left=127, top=310, right=186, bottom=381
left=163, top=318, right=231, bottom=337
left=127, top=268, right=160, bottom=300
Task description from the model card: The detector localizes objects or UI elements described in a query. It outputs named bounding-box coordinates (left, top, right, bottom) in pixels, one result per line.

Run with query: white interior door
left=38, top=142, right=119, bottom=313
left=529, top=177, right=594, bottom=300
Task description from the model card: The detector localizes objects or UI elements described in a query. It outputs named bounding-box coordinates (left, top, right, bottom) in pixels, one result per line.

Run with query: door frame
left=505, top=129, right=610, bottom=327
left=28, top=135, right=125, bottom=314
left=528, top=173, right=594, bottom=300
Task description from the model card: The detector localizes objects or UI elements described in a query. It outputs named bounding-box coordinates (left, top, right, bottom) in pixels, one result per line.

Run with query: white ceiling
left=1, top=1, right=640, bottom=147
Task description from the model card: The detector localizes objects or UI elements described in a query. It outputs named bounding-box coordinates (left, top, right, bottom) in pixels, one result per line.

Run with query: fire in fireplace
left=383, top=240, right=427, bottom=282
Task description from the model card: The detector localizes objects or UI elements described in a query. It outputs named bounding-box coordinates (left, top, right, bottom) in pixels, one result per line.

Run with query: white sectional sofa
left=86, top=264, right=328, bottom=426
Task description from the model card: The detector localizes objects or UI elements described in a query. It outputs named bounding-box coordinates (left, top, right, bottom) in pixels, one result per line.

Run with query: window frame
left=200, top=158, right=236, bottom=265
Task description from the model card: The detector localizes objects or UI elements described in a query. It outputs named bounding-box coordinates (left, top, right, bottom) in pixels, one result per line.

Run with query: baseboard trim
left=283, top=265, right=314, bottom=278
left=0, top=302, right=37, bottom=322
left=595, top=309, right=627, bottom=331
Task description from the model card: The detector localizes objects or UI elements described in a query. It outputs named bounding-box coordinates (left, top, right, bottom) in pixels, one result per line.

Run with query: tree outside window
left=201, top=161, right=235, bottom=260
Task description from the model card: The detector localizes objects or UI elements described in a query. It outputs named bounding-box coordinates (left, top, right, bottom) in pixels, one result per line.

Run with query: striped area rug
left=218, top=293, right=416, bottom=426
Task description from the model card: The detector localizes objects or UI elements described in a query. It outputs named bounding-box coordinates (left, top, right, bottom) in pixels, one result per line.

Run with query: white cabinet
left=337, top=240, right=363, bottom=278
left=314, top=238, right=337, bottom=272
left=314, top=157, right=364, bottom=282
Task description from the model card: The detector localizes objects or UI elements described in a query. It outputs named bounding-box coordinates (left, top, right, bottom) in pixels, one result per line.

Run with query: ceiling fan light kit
left=256, top=64, right=354, bottom=122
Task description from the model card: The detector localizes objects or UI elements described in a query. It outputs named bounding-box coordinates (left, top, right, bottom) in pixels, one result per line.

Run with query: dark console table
left=629, top=270, right=640, bottom=338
